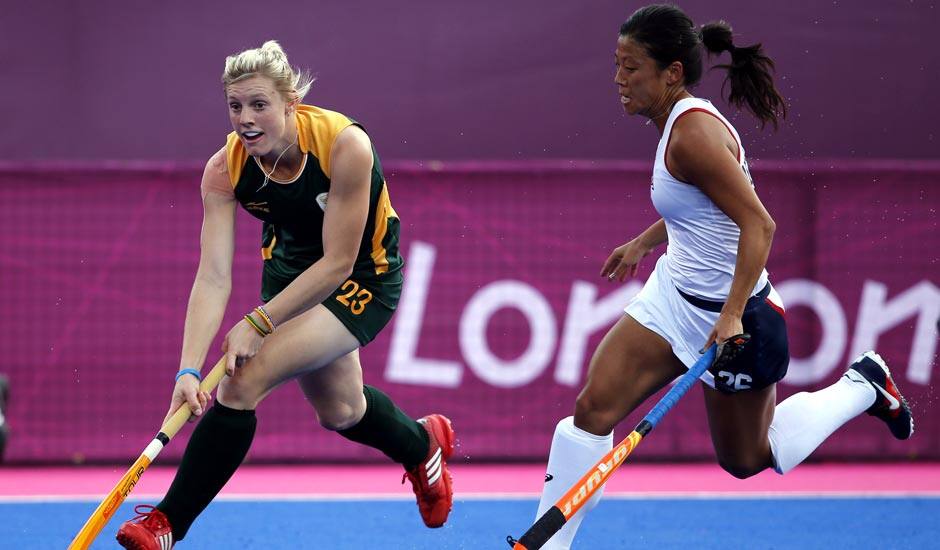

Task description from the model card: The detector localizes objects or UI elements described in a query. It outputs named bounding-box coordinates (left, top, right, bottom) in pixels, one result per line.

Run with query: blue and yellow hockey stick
left=509, top=334, right=749, bottom=549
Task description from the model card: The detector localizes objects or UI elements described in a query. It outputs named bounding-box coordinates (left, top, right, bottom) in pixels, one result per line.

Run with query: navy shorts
left=677, top=283, right=790, bottom=393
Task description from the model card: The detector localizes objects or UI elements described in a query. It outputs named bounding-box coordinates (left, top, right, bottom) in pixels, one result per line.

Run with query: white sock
left=535, top=416, right=613, bottom=550
left=768, top=371, right=876, bottom=474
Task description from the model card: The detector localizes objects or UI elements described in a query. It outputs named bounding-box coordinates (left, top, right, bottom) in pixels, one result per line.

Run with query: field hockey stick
left=68, top=357, right=228, bottom=550
left=508, top=334, right=750, bottom=550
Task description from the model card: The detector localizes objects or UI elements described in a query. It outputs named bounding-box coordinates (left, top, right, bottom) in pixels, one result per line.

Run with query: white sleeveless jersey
left=651, top=97, right=768, bottom=300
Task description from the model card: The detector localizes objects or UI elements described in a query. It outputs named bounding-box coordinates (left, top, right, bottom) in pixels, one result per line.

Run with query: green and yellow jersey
left=224, top=105, right=403, bottom=305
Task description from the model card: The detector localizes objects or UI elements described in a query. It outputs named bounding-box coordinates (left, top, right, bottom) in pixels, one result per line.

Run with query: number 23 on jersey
left=336, top=279, right=373, bottom=315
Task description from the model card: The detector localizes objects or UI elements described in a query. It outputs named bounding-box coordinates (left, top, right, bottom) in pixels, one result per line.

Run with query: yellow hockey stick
left=68, top=358, right=227, bottom=550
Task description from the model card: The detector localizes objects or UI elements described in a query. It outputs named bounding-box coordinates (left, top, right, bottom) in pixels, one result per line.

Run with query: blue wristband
left=175, top=368, right=202, bottom=383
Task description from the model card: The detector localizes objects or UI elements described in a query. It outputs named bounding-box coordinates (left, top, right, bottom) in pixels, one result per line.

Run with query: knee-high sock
left=338, top=385, right=429, bottom=469
left=535, top=416, right=613, bottom=550
left=768, top=371, right=875, bottom=474
left=157, top=402, right=256, bottom=540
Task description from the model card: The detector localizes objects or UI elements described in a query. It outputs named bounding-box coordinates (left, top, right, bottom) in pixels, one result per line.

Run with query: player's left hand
left=221, top=319, right=265, bottom=376
left=701, top=311, right=744, bottom=353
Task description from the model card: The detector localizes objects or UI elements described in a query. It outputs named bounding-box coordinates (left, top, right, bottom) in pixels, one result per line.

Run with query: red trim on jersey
left=663, top=107, right=742, bottom=181
left=765, top=297, right=786, bottom=318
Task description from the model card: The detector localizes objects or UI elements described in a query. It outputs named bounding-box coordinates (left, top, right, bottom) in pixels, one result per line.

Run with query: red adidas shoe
left=116, top=504, right=174, bottom=550
left=403, top=414, right=455, bottom=528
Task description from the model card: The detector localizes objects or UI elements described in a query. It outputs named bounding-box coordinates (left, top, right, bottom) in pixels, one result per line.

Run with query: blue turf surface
left=3, top=497, right=938, bottom=549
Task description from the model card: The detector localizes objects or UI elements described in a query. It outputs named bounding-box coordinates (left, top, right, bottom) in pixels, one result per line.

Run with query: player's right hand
left=164, top=373, right=211, bottom=425
left=600, top=238, right=653, bottom=282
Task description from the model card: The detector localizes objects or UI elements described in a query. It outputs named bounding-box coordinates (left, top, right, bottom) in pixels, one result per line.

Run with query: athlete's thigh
left=577, top=314, right=687, bottom=430
left=296, top=350, right=365, bottom=419
left=220, top=304, right=361, bottom=406
left=703, top=382, right=776, bottom=462
left=703, top=288, right=787, bottom=463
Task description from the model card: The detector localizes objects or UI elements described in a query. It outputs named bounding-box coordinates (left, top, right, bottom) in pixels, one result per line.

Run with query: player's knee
left=573, top=394, right=616, bottom=436
left=718, top=457, right=767, bottom=479
left=317, top=402, right=362, bottom=431
left=217, top=372, right=261, bottom=409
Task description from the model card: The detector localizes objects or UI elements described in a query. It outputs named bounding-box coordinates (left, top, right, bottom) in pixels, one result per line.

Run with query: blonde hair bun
left=222, top=40, right=314, bottom=102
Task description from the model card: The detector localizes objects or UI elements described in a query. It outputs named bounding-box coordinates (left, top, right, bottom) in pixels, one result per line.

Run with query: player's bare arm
left=668, top=112, right=775, bottom=344
left=262, top=125, right=373, bottom=326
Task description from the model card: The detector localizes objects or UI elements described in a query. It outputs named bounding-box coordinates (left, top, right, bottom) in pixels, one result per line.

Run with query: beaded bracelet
left=244, top=313, right=270, bottom=337
left=175, top=368, right=202, bottom=383
left=254, top=306, right=277, bottom=333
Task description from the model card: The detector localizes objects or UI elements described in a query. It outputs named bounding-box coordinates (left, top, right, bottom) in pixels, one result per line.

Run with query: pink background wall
left=2, top=162, right=936, bottom=463
left=3, top=1, right=937, bottom=162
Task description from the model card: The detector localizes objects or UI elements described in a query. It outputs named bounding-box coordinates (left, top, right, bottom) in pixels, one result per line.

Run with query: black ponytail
left=700, top=20, right=787, bottom=129
left=621, top=5, right=787, bottom=130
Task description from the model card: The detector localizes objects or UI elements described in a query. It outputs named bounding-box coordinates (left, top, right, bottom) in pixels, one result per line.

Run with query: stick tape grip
left=511, top=506, right=566, bottom=549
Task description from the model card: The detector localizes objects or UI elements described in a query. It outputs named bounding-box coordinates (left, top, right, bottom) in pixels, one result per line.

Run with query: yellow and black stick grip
left=68, top=358, right=227, bottom=550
